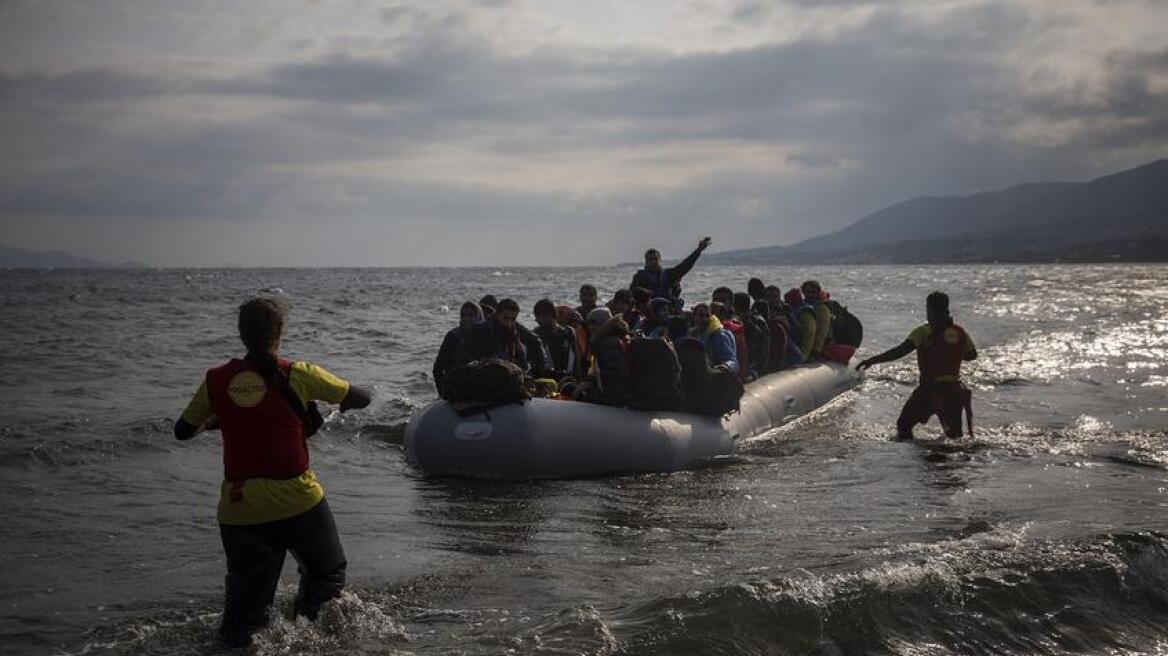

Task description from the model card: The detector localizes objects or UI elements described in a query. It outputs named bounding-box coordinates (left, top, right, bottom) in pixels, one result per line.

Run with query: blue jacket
left=695, top=326, right=739, bottom=374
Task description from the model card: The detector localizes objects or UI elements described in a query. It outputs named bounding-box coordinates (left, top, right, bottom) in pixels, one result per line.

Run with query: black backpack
left=744, top=314, right=771, bottom=374
left=626, top=337, right=683, bottom=411
left=675, top=337, right=744, bottom=417
left=705, top=370, right=745, bottom=417
left=441, top=358, right=530, bottom=405
left=825, top=300, right=863, bottom=347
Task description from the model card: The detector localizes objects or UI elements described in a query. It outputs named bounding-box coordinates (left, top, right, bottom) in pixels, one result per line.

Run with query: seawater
left=1, top=264, right=1167, bottom=656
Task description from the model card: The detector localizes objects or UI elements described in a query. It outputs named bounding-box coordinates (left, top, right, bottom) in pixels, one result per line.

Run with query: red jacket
left=917, top=323, right=969, bottom=385
left=206, top=358, right=308, bottom=481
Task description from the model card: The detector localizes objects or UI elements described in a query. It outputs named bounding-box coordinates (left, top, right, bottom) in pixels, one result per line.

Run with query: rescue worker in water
left=173, top=298, right=372, bottom=648
left=857, top=291, right=977, bottom=440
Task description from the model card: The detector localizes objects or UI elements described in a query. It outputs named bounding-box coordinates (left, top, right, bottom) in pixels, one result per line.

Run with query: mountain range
left=0, top=244, right=147, bottom=269
left=706, top=159, right=1168, bottom=264
left=5, top=160, right=1166, bottom=268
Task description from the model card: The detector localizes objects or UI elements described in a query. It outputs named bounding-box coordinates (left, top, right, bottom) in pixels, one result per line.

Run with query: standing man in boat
left=174, top=298, right=372, bottom=647
left=857, top=291, right=977, bottom=440
left=630, top=236, right=712, bottom=311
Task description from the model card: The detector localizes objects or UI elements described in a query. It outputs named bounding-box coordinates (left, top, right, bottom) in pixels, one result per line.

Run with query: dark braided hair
left=238, top=298, right=285, bottom=378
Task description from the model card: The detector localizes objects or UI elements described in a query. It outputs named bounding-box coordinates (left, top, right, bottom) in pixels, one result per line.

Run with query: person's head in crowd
left=711, top=287, right=734, bottom=306
left=733, top=292, right=752, bottom=318
left=667, top=315, right=690, bottom=342
left=692, top=303, right=712, bottom=328
left=578, top=284, right=598, bottom=312
left=586, top=307, right=612, bottom=330
left=644, top=248, right=663, bottom=273
left=748, top=278, right=766, bottom=302
left=479, top=295, right=498, bottom=311
left=765, top=285, right=784, bottom=309
left=495, top=298, right=520, bottom=334
left=752, top=300, right=770, bottom=318
left=649, top=297, right=671, bottom=325
left=784, top=288, right=804, bottom=309
left=711, top=302, right=733, bottom=322
left=533, top=298, right=558, bottom=332
left=611, top=289, right=633, bottom=316
left=555, top=304, right=582, bottom=327
left=800, top=280, right=822, bottom=302
left=459, top=301, right=483, bottom=329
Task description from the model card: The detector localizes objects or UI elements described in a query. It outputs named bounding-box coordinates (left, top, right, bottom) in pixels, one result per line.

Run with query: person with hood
left=857, top=291, right=977, bottom=440
left=688, top=303, right=739, bottom=374
left=433, top=300, right=482, bottom=397
left=174, top=298, right=372, bottom=648
left=630, top=236, right=712, bottom=309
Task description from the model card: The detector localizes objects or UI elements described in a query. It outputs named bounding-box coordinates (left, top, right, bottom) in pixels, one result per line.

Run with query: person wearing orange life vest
left=857, top=291, right=977, bottom=440
left=173, top=298, right=371, bottom=648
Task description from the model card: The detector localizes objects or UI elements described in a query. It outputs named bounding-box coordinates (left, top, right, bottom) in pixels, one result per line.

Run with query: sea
left=1, top=264, right=1167, bottom=656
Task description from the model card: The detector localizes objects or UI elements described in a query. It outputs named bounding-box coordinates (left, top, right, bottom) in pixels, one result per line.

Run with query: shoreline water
left=2, top=264, right=1167, bottom=655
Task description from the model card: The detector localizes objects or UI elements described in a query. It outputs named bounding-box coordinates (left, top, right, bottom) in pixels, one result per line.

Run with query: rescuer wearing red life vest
left=857, top=291, right=977, bottom=440
left=173, top=298, right=371, bottom=648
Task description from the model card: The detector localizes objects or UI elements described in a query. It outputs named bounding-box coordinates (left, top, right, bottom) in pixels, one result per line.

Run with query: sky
left=1, top=0, right=1166, bottom=266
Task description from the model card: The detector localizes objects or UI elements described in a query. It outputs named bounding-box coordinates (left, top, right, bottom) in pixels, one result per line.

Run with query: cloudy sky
left=1, top=0, right=1165, bottom=266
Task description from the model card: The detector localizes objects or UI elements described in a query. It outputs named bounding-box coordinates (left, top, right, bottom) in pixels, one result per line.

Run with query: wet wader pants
left=218, top=498, right=346, bottom=641
left=897, top=382, right=969, bottom=440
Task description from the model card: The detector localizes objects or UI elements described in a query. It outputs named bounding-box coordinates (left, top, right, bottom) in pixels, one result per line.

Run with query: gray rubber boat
left=405, top=361, right=861, bottom=479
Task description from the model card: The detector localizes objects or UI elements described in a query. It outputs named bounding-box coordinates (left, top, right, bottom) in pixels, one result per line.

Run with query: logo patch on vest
left=943, top=327, right=960, bottom=344
left=227, top=371, right=267, bottom=407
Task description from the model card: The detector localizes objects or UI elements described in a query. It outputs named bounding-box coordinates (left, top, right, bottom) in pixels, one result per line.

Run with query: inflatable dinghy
left=405, top=361, right=860, bottom=479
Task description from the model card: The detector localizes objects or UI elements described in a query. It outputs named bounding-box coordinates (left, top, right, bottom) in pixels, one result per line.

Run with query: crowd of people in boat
left=432, top=237, right=863, bottom=415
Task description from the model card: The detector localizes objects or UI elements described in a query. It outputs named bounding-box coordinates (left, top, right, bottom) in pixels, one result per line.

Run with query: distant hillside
left=707, top=159, right=1168, bottom=264
left=0, top=244, right=146, bottom=268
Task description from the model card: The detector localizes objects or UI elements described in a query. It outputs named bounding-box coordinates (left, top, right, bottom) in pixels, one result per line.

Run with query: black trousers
left=896, top=382, right=966, bottom=439
left=218, top=498, right=346, bottom=639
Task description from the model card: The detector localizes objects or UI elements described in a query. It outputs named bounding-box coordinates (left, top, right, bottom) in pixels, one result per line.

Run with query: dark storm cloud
left=1, top=1, right=1165, bottom=263
left=0, top=68, right=177, bottom=102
